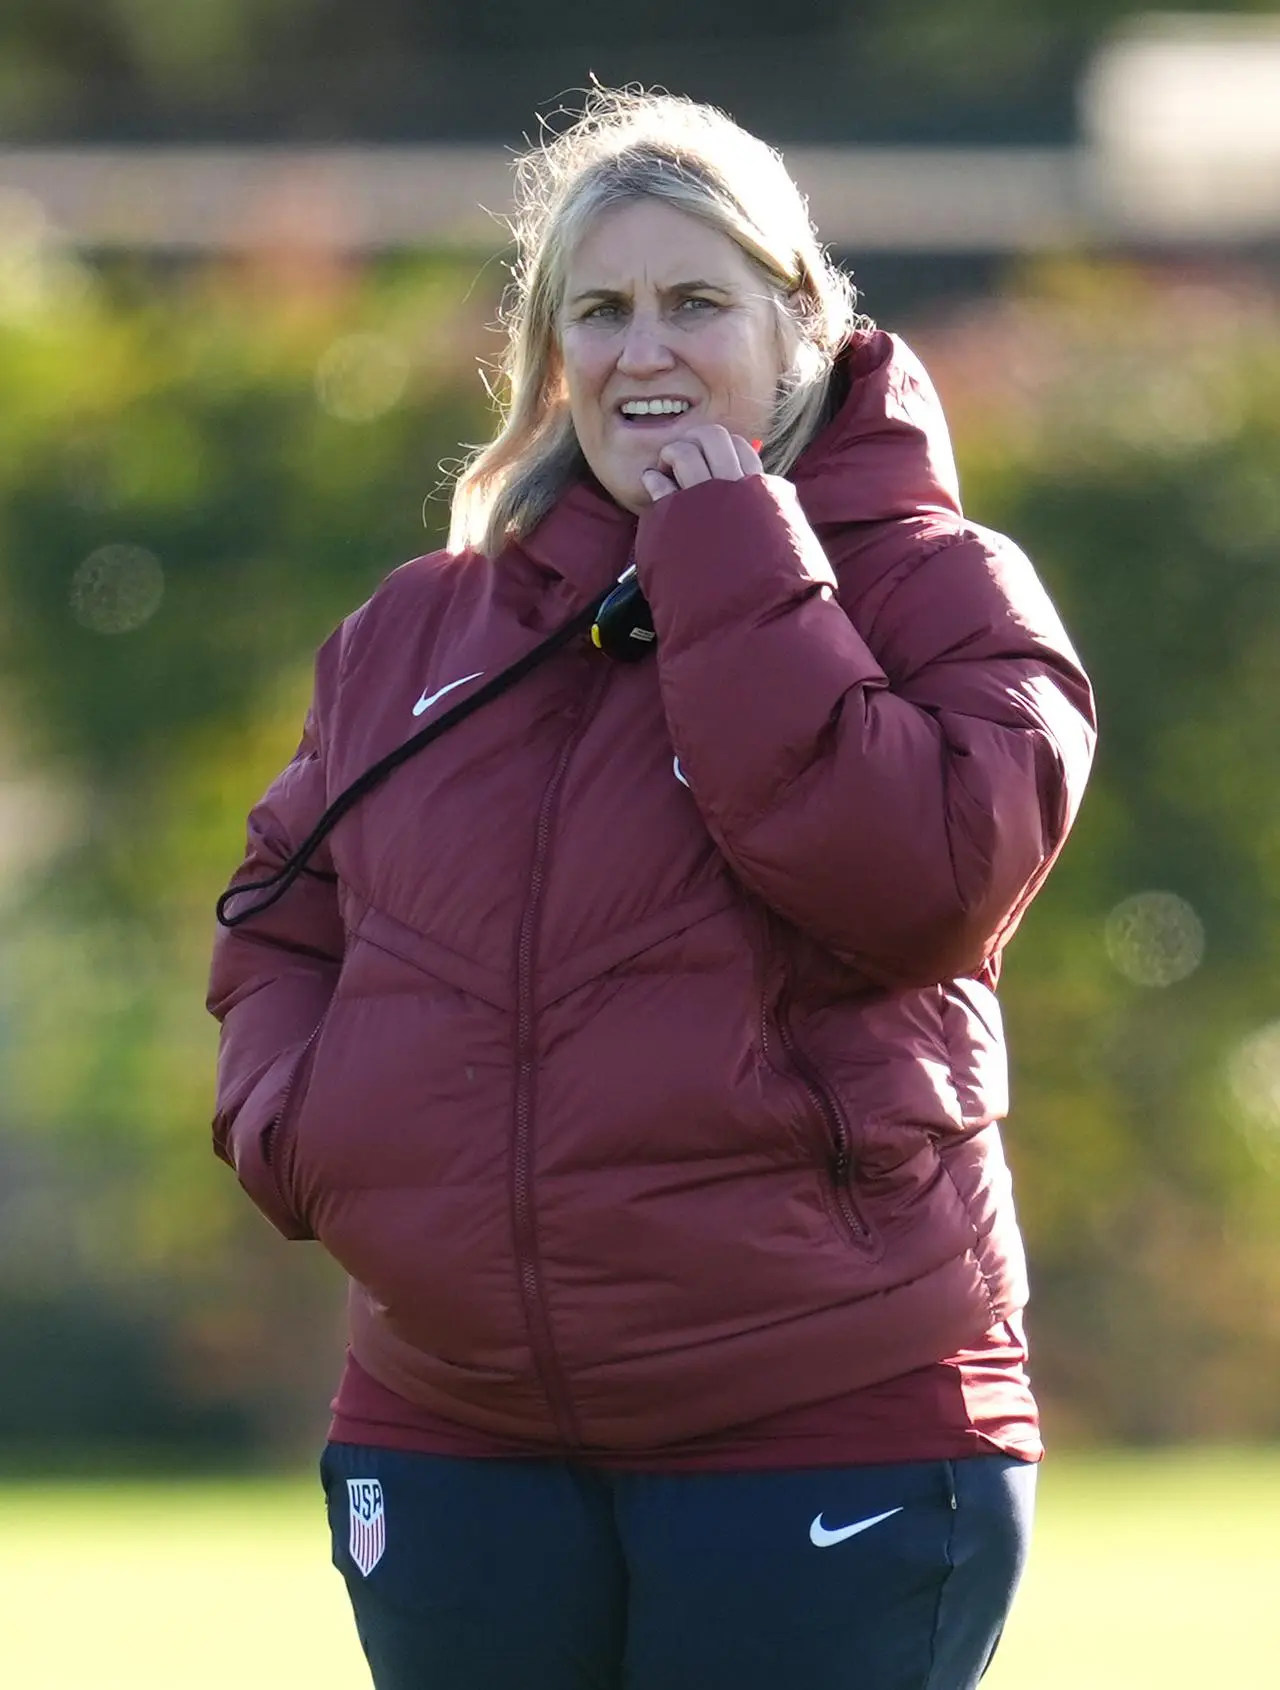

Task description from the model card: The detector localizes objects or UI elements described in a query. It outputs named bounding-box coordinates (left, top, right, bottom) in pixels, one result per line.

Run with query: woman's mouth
left=616, top=398, right=695, bottom=428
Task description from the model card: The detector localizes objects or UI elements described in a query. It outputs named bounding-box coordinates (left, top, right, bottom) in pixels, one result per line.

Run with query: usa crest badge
left=346, top=1478, right=386, bottom=1576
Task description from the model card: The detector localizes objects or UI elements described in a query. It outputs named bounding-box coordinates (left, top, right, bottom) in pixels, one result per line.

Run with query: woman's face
left=558, top=198, right=786, bottom=514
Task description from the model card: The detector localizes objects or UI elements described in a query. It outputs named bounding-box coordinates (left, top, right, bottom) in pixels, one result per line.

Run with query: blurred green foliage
left=921, top=261, right=1280, bottom=1438
left=0, top=243, right=497, bottom=1458
left=0, top=245, right=1278, bottom=1460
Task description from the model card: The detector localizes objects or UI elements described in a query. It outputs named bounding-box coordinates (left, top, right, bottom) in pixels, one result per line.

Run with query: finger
left=656, top=440, right=714, bottom=489
left=641, top=468, right=677, bottom=502
left=682, top=424, right=744, bottom=480
left=732, top=434, right=764, bottom=476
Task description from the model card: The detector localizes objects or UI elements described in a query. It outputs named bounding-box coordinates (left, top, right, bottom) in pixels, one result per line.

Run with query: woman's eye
left=677, top=296, right=716, bottom=313
left=583, top=301, right=623, bottom=321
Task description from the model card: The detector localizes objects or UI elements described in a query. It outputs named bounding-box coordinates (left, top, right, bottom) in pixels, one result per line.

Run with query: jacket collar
left=518, top=477, right=637, bottom=602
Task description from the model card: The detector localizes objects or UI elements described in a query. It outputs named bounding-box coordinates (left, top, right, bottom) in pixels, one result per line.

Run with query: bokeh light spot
left=315, top=333, right=408, bottom=423
left=0, top=187, right=90, bottom=322
left=70, top=544, right=165, bottom=634
left=1227, top=1022, right=1280, bottom=1172
left=1104, top=890, right=1205, bottom=987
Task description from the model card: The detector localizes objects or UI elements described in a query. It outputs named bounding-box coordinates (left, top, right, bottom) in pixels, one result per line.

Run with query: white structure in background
left=1082, top=13, right=1280, bottom=239
left=0, top=16, right=1278, bottom=253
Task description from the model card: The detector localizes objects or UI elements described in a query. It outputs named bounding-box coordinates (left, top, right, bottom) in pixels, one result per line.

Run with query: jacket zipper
left=511, top=666, right=610, bottom=1445
left=763, top=990, right=873, bottom=1247
left=265, top=1019, right=324, bottom=1170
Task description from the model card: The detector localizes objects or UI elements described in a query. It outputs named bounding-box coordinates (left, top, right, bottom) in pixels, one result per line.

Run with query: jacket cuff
left=636, top=475, right=843, bottom=647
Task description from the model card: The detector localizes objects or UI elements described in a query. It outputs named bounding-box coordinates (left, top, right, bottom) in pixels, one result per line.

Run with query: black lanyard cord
left=215, top=596, right=602, bottom=930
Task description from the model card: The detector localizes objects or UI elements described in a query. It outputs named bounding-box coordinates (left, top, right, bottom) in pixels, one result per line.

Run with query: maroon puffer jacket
left=208, top=331, right=1095, bottom=1450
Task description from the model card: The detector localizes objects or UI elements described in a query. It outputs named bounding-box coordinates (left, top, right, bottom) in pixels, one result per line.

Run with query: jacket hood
left=520, top=330, right=962, bottom=595
left=791, top=330, right=963, bottom=529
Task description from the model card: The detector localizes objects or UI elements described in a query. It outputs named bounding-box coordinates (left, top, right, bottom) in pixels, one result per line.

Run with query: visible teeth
left=620, top=399, right=691, bottom=417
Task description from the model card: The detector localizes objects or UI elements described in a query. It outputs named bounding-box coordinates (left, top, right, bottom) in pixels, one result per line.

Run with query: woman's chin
left=596, top=473, right=650, bottom=516
left=580, top=450, right=661, bottom=515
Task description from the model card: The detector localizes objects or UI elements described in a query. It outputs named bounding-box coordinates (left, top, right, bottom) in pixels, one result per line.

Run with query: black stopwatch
left=590, top=565, right=656, bottom=662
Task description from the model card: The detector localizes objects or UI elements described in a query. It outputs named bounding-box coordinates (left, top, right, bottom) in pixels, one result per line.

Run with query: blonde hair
left=448, top=87, right=865, bottom=558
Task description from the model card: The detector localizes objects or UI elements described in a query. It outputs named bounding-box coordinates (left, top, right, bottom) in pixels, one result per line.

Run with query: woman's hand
left=640, top=425, right=763, bottom=503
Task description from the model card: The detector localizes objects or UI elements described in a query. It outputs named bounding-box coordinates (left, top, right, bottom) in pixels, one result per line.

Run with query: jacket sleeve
left=635, top=474, right=1096, bottom=988
left=206, top=626, right=349, bottom=1240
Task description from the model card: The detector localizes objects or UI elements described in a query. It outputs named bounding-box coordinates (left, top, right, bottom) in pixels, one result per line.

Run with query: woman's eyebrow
left=567, top=279, right=736, bottom=306
left=567, top=286, right=627, bottom=305
left=666, top=279, right=734, bottom=295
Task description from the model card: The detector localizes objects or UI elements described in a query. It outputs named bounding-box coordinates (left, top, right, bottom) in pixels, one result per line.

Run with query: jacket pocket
left=264, top=1019, right=326, bottom=1216
left=754, top=905, right=881, bottom=1253
left=760, top=991, right=880, bottom=1254
left=220, top=1038, right=319, bottom=1242
left=794, top=1052, right=881, bottom=1253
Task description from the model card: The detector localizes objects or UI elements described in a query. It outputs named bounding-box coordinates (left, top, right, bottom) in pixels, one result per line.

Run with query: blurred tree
left=919, top=259, right=1280, bottom=1439
left=0, top=1, right=1277, bottom=143
left=0, top=243, right=498, bottom=1457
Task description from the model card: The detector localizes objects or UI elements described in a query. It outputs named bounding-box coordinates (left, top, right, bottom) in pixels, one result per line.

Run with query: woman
left=209, top=89, right=1095, bottom=1690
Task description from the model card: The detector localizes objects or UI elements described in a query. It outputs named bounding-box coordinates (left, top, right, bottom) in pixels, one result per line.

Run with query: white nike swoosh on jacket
left=412, top=671, right=484, bottom=717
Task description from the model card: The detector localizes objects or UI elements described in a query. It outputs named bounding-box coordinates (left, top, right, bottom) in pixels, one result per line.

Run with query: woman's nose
left=616, top=315, right=675, bottom=374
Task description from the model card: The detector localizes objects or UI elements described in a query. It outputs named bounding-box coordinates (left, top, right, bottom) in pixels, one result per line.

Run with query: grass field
left=1, top=1448, right=1275, bottom=1688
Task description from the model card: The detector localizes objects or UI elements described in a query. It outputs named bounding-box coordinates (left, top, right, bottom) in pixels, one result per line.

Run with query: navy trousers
left=321, top=1442, right=1035, bottom=1690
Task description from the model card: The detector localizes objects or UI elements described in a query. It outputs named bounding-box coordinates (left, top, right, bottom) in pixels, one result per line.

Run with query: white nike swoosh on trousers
left=809, top=1506, right=904, bottom=1548
left=412, top=671, right=484, bottom=717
